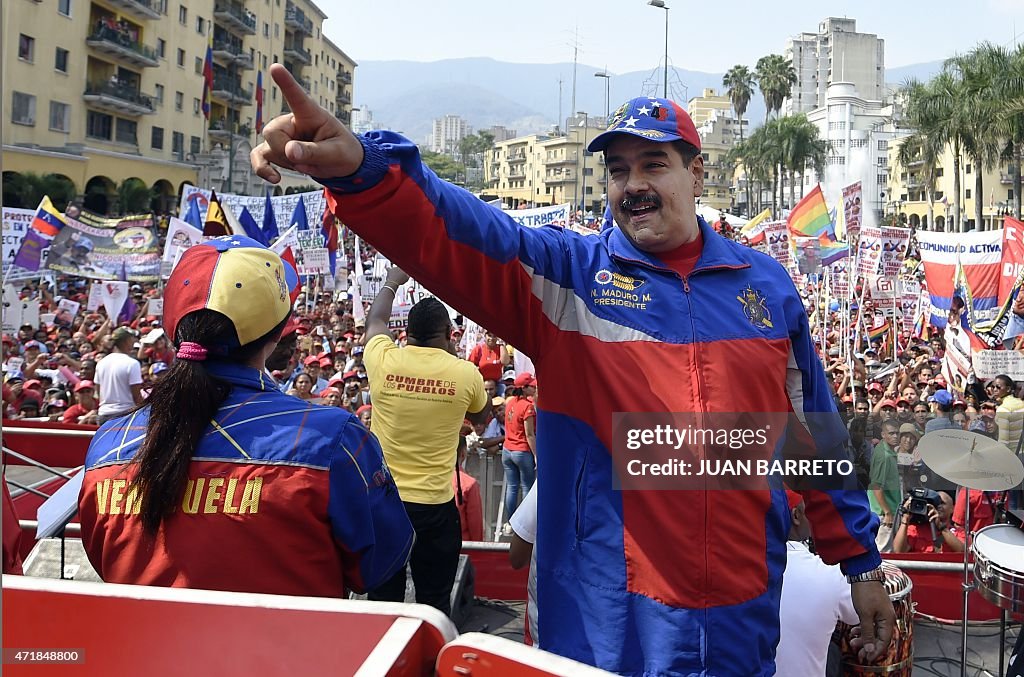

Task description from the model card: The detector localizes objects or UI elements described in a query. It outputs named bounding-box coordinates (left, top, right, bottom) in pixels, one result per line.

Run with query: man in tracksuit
left=253, top=65, right=894, bottom=676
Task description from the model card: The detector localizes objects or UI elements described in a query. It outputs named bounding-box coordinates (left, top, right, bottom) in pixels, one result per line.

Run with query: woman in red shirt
left=468, top=331, right=510, bottom=385
left=502, top=372, right=537, bottom=532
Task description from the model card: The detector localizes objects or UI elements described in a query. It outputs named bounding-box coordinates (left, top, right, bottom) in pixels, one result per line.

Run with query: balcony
left=211, top=77, right=252, bottom=106
left=297, top=77, right=311, bottom=94
left=508, top=171, right=527, bottom=180
left=102, top=0, right=160, bottom=21
left=905, top=158, right=925, bottom=168
left=208, top=121, right=252, bottom=143
left=546, top=172, right=576, bottom=184
left=83, top=81, right=155, bottom=116
left=211, top=39, right=254, bottom=70
left=334, top=109, right=350, bottom=125
left=284, top=3, right=313, bottom=35
left=86, top=28, right=159, bottom=68
left=508, top=153, right=526, bottom=163
left=1003, top=172, right=1018, bottom=185
left=337, top=68, right=352, bottom=85
left=213, top=3, right=257, bottom=35
left=335, top=90, right=351, bottom=106
left=283, top=43, right=311, bottom=65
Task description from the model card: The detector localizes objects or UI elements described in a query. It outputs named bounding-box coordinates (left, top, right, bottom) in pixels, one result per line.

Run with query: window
left=877, top=157, right=887, bottom=167
left=877, top=173, right=887, bottom=186
left=935, top=191, right=944, bottom=200
left=152, top=126, right=164, bottom=149
left=193, top=98, right=199, bottom=114
left=850, top=138, right=867, bottom=148
left=1010, top=190, right=1015, bottom=200
left=58, top=0, right=71, bottom=16
left=194, top=56, right=202, bottom=74
left=175, top=91, right=183, bottom=111
left=190, top=135, right=201, bottom=154
left=12, top=92, right=36, bottom=125
left=274, top=23, right=278, bottom=37
left=877, top=139, right=888, bottom=151
left=833, top=139, right=846, bottom=149
left=157, top=39, right=166, bottom=58
left=271, top=86, right=276, bottom=100
left=273, top=54, right=278, bottom=64
left=195, top=16, right=205, bottom=34
left=49, top=101, right=70, bottom=132
left=172, top=131, right=184, bottom=156
left=966, top=164, right=972, bottom=174
left=261, top=54, right=267, bottom=69
left=966, top=189, right=972, bottom=199
left=154, top=84, right=164, bottom=105
left=19, top=35, right=35, bottom=62
left=86, top=110, right=112, bottom=139
left=55, top=47, right=69, bottom=73
left=176, top=48, right=185, bottom=67
left=263, top=22, right=269, bottom=37
left=936, top=167, right=944, bottom=177
left=156, top=0, right=167, bottom=13
left=178, top=5, right=187, bottom=24
left=116, top=119, right=137, bottom=145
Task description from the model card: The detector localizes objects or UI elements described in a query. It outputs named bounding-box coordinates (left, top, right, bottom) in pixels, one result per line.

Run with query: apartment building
left=2, top=0, right=355, bottom=214
left=486, top=127, right=598, bottom=212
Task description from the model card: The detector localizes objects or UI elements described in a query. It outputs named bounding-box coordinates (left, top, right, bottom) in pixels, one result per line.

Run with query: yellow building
left=887, top=139, right=1011, bottom=231
left=687, top=88, right=732, bottom=127
left=2, top=0, right=355, bottom=214
left=695, top=110, right=741, bottom=213
left=487, top=127, right=601, bottom=212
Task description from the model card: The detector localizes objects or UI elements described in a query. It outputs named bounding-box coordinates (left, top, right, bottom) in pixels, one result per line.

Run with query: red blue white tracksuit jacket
left=323, top=131, right=881, bottom=676
left=79, top=362, right=414, bottom=597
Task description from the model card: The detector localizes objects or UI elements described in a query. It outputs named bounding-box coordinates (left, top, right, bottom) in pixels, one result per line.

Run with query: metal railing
left=84, top=81, right=155, bottom=111
left=213, top=2, right=257, bottom=32
left=284, top=3, right=313, bottom=34
left=86, top=27, right=159, bottom=63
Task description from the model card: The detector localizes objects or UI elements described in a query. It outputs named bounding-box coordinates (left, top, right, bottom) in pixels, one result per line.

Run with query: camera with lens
left=905, top=487, right=941, bottom=524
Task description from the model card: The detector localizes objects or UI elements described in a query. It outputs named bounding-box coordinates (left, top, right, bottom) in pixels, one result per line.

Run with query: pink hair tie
left=177, top=342, right=208, bottom=362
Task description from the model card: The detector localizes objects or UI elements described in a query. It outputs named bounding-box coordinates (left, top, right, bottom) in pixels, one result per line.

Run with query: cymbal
left=916, top=430, right=1024, bottom=491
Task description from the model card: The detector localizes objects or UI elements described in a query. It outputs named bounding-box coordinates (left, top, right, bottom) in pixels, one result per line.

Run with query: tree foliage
left=2, top=172, right=77, bottom=211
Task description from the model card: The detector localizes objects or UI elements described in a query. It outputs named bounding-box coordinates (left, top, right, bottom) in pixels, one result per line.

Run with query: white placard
left=86, top=283, right=103, bottom=312
left=148, top=298, right=163, bottom=317
left=2, top=286, right=22, bottom=333
left=99, top=281, right=129, bottom=322
left=973, top=349, right=1024, bottom=381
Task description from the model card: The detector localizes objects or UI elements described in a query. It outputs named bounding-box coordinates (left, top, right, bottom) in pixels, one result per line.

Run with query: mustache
left=620, top=194, right=662, bottom=210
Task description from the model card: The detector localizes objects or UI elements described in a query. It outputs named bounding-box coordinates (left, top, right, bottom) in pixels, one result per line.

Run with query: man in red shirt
left=453, top=437, right=483, bottom=541
left=62, top=380, right=99, bottom=425
left=467, top=331, right=510, bottom=384
left=952, top=489, right=1004, bottom=542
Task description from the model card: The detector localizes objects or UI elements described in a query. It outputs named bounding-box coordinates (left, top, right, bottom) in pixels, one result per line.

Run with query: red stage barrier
left=883, top=552, right=1006, bottom=622
left=2, top=575, right=457, bottom=677
left=2, top=420, right=95, bottom=469
left=461, top=543, right=529, bottom=602
left=436, top=633, right=613, bottom=676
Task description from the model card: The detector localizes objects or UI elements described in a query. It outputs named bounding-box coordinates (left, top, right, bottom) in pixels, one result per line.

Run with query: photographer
left=892, top=490, right=964, bottom=554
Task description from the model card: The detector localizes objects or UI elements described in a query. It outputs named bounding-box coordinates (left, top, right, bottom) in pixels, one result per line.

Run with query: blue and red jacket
left=323, top=131, right=880, bottom=676
left=79, top=361, right=413, bottom=598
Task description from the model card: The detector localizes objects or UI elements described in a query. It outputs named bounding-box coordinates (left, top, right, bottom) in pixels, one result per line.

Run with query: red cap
left=280, top=316, right=301, bottom=338
left=867, top=383, right=884, bottom=393
left=355, top=404, right=372, bottom=416
left=24, top=379, right=42, bottom=391
left=328, top=377, right=345, bottom=388
left=319, top=357, right=332, bottom=368
left=74, top=380, right=95, bottom=392
left=343, top=370, right=359, bottom=381
left=513, top=372, right=536, bottom=388
left=879, top=399, right=897, bottom=409
left=303, top=355, right=320, bottom=366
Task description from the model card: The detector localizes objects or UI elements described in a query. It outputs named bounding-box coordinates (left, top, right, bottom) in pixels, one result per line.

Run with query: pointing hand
left=250, top=63, right=365, bottom=183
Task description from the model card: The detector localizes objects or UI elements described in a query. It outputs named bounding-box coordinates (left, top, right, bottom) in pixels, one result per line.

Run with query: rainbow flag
left=868, top=320, right=890, bottom=342
left=820, top=239, right=848, bottom=266
left=787, top=184, right=832, bottom=240
left=30, top=195, right=67, bottom=237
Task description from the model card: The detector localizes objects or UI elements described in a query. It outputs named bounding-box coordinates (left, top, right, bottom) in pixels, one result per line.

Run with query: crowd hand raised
left=250, top=63, right=365, bottom=184
left=386, top=267, right=410, bottom=287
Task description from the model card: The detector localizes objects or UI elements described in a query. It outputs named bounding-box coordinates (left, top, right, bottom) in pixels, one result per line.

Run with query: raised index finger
left=270, top=62, right=321, bottom=119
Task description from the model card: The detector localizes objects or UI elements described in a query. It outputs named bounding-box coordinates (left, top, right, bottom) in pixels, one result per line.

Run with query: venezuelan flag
left=868, top=320, right=890, bottom=342
left=31, top=195, right=67, bottom=237
left=787, top=184, right=832, bottom=239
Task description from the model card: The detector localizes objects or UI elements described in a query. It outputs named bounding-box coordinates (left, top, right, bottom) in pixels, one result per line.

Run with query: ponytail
left=130, top=310, right=287, bottom=534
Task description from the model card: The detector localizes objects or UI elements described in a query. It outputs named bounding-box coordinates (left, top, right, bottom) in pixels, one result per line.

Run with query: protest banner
left=869, top=276, right=898, bottom=317
left=179, top=186, right=326, bottom=237
left=764, top=221, right=790, bottom=267
left=162, top=217, right=203, bottom=278
left=86, top=283, right=102, bottom=312
left=942, top=323, right=974, bottom=396
left=794, top=237, right=821, bottom=275
left=99, top=281, right=130, bottom=322
left=999, top=217, right=1024, bottom=304
left=47, top=213, right=161, bottom=281
left=856, top=227, right=883, bottom=278
left=900, top=280, right=921, bottom=333
left=56, top=299, right=80, bottom=328
left=917, top=229, right=1002, bottom=327
left=2, top=208, right=38, bottom=269
left=20, top=299, right=39, bottom=331
left=148, top=298, right=163, bottom=317
left=295, top=231, right=328, bottom=275
left=880, top=227, right=911, bottom=278
left=974, top=349, right=1024, bottom=381
left=842, top=182, right=863, bottom=236
left=502, top=203, right=571, bottom=228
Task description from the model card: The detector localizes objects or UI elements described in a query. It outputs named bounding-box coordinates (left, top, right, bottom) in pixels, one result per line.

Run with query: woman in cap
left=78, top=236, right=413, bottom=597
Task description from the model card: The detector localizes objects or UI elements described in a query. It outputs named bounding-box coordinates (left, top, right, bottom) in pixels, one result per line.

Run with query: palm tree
left=948, top=44, right=1006, bottom=230
left=2, top=172, right=77, bottom=211
left=723, top=64, right=756, bottom=212
left=117, top=178, right=151, bottom=215
left=914, top=71, right=964, bottom=230
left=899, top=79, right=946, bottom=230
left=778, top=114, right=830, bottom=209
left=739, top=121, right=785, bottom=217
left=755, top=54, right=797, bottom=119
left=999, top=44, right=1024, bottom=218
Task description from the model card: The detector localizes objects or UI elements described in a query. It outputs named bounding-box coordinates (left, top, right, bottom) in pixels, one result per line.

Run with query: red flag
left=999, top=216, right=1024, bottom=304
left=202, top=33, right=213, bottom=121
left=255, top=71, right=264, bottom=134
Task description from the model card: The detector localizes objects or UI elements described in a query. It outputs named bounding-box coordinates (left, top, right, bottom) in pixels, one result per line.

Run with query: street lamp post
left=648, top=0, right=669, bottom=98
left=594, top=72, right=611, bottom=198
left=579, top=112, right=589, bottom=218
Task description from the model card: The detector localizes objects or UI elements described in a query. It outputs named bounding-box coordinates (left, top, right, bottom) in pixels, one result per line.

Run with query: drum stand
left=959, top=493, right=971, bottom=677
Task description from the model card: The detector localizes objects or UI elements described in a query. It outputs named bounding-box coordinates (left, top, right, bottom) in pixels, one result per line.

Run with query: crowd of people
left=5, top=68, right=1024, bottom=676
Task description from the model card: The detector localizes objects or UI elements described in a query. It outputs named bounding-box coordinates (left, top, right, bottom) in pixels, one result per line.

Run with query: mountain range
left=353, top=57, right=946, bottom=144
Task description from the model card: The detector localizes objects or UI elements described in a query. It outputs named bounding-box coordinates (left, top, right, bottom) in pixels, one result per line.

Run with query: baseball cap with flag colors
left=163, top=236, right=299, bottom=347
left=587, top=97, right=701, bottom=153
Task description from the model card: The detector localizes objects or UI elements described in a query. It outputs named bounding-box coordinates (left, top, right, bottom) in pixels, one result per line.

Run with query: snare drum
left=838, top=561, right=914, bottom=676
left=972, top=523, right=1024, bottom=614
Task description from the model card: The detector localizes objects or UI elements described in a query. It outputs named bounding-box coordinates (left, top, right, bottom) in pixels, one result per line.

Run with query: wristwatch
left=847, top=566, right=886, bottom=584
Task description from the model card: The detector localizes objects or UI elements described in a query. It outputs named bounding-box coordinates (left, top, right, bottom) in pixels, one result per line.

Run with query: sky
left=320, top=0, right=1023, bottom=74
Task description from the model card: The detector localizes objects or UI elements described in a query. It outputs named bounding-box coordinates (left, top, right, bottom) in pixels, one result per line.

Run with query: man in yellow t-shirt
left=362, top=267, right=489, bottom=616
